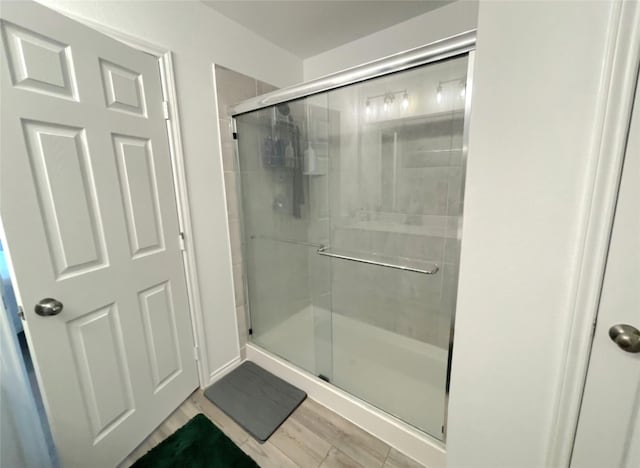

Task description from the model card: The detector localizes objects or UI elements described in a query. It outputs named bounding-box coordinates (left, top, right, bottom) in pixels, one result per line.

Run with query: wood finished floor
left=119, top=390, right=425, bottom=468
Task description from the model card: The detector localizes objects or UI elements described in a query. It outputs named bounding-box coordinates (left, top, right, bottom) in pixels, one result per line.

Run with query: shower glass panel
left=236, top=95, right=333, bottom=378
left=326, top=56, right=467, bottom=439
left=235, top=53, right=469, bottom=441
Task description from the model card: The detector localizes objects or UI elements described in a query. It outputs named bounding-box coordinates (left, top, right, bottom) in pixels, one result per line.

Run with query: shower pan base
left=245, top=343, right=446, bottom=467
left=254, top=309, right=447, bottom=436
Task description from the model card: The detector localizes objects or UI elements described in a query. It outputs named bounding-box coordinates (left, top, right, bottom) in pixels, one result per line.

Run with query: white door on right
left=571, top=77, right=640, bottom=466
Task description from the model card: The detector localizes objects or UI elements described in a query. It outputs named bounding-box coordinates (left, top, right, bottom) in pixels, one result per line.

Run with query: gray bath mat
left=204, top=361, right=306, bottom=443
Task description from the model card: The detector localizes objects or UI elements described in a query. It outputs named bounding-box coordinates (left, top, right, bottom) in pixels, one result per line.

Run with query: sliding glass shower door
left=235, top=53, right=470, bottom=441
left=235, top=94, right=333, bottom=379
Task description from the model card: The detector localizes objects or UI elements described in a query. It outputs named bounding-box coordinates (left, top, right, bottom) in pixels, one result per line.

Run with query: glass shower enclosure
left=233, top=45, right=472, bottom=441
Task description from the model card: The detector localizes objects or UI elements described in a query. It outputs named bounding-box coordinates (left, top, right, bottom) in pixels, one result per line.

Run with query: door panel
left=138, top=281, right=182, bottom=390
left=113, top=134, right=165, bottom=257
left=2, top=20, right=78, bottom=100
left=22, top=121, right=108, bottom=277
left=571, top=72, right=640, bottom=467
left=0, top=2, right=198, bottom=466
left=68, top=304, right=135, bottom=442
left=100, top=59, right=147, bottom=116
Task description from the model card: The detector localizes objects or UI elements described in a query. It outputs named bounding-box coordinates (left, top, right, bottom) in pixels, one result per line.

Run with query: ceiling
left=202, top=1, right=452, bottom=58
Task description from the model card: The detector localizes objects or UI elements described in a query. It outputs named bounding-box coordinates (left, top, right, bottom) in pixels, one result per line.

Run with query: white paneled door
left=0, top=2, right=198, bottom=467
left=571, top=75, right=640, bottom=466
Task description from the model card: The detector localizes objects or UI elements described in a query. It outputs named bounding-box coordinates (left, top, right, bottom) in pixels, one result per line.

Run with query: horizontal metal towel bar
left=250, top=236, right=439, bottom=275
left=316, top=246, right=439, bottom=275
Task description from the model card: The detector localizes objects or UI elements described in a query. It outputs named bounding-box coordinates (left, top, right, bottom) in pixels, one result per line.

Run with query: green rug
left=132, top=413, right=259, bottom=468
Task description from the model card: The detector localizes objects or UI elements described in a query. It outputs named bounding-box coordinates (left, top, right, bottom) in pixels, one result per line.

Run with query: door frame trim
left=545, top=1, right=640, bottom=466
left=0, top=283, right=53, bottom=467
left=49, top=12, right=211, bottom=388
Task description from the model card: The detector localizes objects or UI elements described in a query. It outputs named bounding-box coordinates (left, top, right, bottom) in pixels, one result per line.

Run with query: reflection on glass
left=236, top=55, right=469, bottom=440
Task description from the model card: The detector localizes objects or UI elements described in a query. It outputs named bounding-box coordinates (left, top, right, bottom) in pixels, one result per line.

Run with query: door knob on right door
left=608, top=324, right=640, bottom=353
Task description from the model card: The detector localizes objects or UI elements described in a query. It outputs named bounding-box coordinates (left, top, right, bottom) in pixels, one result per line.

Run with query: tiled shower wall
left=329, top=114, right=464, bottom=349
left=214, top=65, right=277, bottom=355
left=326, top=67, right=466, bottom=350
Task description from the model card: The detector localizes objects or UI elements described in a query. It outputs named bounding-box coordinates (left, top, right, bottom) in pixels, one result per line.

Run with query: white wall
left=303, top=1, right=478, bottom=80
left=447, top=1, right=616, bottom=467
left=35, top=0, right=303, bottom=380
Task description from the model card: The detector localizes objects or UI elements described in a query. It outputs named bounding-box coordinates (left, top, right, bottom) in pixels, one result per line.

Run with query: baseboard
left=246, top=343, right=446, bottom=467
left=206, top=356, right=242, bottom=387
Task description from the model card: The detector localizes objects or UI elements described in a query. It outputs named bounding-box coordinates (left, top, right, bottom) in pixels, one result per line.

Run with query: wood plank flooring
left=119, top=390, right=425, bottom=468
